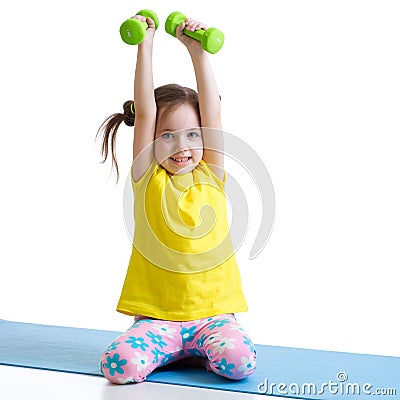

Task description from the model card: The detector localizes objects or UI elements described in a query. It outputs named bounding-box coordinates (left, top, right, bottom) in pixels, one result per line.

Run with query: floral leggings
left=100, top=314, right=256, bottom=384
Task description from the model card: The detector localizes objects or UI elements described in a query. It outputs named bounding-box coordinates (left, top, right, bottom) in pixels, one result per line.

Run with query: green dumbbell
left=120, top=9, right=159, bottom=45
left=165, top=11, right=224, bottom=54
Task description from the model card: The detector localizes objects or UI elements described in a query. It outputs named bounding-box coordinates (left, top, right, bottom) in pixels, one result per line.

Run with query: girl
left=97, top=14, right=256, bottom=384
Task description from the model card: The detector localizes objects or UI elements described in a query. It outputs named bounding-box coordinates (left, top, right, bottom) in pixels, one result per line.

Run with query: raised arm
left=176, top=19, right=224, bottom=181
left=131, top=16, right=157, bottom=182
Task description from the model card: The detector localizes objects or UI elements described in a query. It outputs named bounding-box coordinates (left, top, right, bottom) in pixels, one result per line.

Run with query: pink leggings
left=100, top=314, right=256, bottom=384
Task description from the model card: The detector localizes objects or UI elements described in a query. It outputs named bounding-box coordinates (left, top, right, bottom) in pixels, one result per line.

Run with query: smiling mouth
left=170, top=156, right=192, bottom=164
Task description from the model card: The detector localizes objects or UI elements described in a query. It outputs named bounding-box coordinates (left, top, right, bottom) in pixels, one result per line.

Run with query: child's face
left=154, top=103, right=203, bottom=175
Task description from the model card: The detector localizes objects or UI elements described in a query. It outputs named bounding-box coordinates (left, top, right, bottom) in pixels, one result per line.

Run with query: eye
left=188, top=131, right=200, bottom=138
left=161, top=132, right=173, bottom=139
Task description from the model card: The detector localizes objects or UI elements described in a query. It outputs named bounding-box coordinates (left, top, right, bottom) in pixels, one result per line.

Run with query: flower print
left=212, top=337, right=236, bottom=354
left=106, top=341, right=121, bottom=352
left=243, top=335, right=255, bottom=352
left=172, top=345, right=185, bottom=357
left=151, top=347, right=165, bottom=364
left=131, top=319, right=153, bottom=329
left=214, top=358, right=235, bottom=376
left=125, top=336, right=149, bottom=351
left=152, top=323, right=177, bottom=339
left=229, top=324, right=245, bottom=332
left=238, top=354, right=256, bottom=375
left=208, top=318, right=231, bottom=330
left=187, top=348, right=203, bottom=357
left=104, top=353, right=128, bottom=376
left=146, top=331, right=167, bottom=348
left=161, top=353, right=175, bottom=366
left=196, top=333, right=206, bottom=348
left=204, top=331, right=223, bottom=345
left=131, top=351, right=150, bottom=372
left=180, top=325, right=197, bottom=345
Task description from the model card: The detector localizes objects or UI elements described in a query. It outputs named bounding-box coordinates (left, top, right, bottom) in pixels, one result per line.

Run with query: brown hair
left=96, top=83, right=200, bottom=182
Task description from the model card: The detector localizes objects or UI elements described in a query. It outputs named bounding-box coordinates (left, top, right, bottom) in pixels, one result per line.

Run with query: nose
left=173, top=132, right=189, bottom=153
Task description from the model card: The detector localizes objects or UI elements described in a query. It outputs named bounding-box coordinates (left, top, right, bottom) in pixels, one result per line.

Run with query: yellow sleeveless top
left=116, top=158, right=248, bottom=321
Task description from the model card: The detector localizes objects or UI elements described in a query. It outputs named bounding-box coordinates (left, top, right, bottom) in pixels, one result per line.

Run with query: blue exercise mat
left=0, top=319, right=399, bottom=399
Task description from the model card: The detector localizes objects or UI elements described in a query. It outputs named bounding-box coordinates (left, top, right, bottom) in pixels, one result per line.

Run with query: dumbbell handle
left=165, top=12, right=224, bottom=54
left=183, top=28, right=205, bottom=42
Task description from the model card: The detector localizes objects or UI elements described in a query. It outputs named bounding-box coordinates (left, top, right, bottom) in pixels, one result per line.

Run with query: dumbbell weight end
left=184, top=27, right=224, bottom=54
left=120, top=9, right=159, bottom=45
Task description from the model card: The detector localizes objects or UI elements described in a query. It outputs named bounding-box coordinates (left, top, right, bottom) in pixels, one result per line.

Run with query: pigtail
left=96, top=100, right=135, bottom=182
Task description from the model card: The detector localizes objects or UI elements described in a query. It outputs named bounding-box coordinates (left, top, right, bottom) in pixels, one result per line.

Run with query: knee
left=100, top=348, right=152, bottom=384
left=208, top=347, right=257, bottom=380
left=235, top=347, right=257, bottom=379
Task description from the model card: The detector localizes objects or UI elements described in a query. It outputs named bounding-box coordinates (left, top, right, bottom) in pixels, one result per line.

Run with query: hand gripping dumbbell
left=120, top=10, right=159, bottom=45
left=165, top=11, right=224, bottom=54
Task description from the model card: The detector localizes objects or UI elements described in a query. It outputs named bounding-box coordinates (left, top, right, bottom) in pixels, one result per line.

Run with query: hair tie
left=130, top=103, right=135, bottom=115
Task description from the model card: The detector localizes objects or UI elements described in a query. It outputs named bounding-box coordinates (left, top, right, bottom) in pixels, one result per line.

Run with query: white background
left=0, top=0, right=399, bottom=358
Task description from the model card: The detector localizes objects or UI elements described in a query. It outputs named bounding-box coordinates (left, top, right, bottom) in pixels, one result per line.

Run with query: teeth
left=172, top=157, right=189, bottom=162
